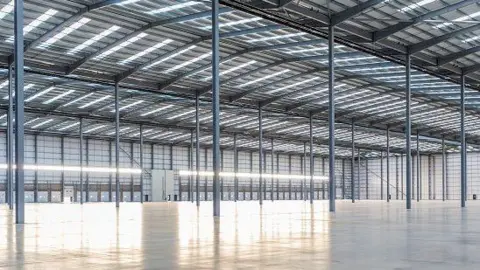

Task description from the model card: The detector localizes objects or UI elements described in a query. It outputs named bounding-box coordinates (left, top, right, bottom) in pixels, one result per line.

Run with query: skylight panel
left=0, top=1, right=13, bottom=21
left=78, top=95, right=110, bottom=108
left=203, top=60, right=256, bottom=81
left=147, top=1, right=201, bottom=14
left=3, top=83, right=35, bottom=99
left=62, top=93, right=94, bottom=107
left=58, top=122, right=80, bottom=131
left=267, top=77, right=320, bottom=94
left=399, top=0, right=436, bottom=12
left=143, top=45, right=196, bottom=69
left=6, top=9, right=58, bottom=43
left=38, top=18, right=91, bottom=49
left=141, top=104, right=174, bottom=116
left=68, top=25, right=121, bottom=55
left=117, top=0, right=142, bottom=4
left=25, top=86, right=55, bottom=102
left=238, top=69, right=290, bottom=87
left=436, top=11, right=480, bottom=29
left=84, top=125, right=106, bottom=133
left=94, top=33, right=147, bottom=60
left=43, top=90, right=75, bottom=104
left=120, top=39, right=172, bottom=65
left=200, top=17, right=262, bottom=30
left=31, top=119, right=53, bottom=129
left=247, top=32, right=307, bottom=43
left=167, top=109, right=196, bottom=120
left=110, top=100, right=144, bottom=112
left=0, top=80, right=9, bottom=89
left=463, top=36, right=480, bottom=43
left=164, top=52, right=211, bottom=73
left=107, top=127, right=130, bottom=135
left=24, top=118, right=40, bottom=126
left=295, top=83, right=346, bottom=100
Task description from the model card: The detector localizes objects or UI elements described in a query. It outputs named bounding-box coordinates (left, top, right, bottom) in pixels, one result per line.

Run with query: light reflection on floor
left=1, top=200, right=479, bottom=269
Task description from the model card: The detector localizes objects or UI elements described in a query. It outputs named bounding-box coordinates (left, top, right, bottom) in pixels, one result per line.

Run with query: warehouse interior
left=2, top=0, right=480, bottom=268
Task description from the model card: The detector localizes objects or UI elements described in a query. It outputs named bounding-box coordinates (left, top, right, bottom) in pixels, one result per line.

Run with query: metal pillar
left=288, top=154, right=292, bottom=200
left=271, top=138, right=274, bottom=201
left=220, top=149, right=224, bottom=200
left=129, top=142, right=133, bottom=201
left=140, top=125, right=144, bottom=203
left=189, top=130, right=194, bottom=202
left=380, top=151, right=383, bottom=200
left=249, top=151, right=253, bottom=200
left=115, top=82, right=120, bottom=208
left=300, top=153, right=304, bottom=200
left=211, top=0, right=220, bottom=216
left=61, top=137, right=65, bottom=202
left=401, top=153, right=404, bottom=200
left=109, top=141, right=113, bottom=202
left=7, top=62, right=13, bottom=209
left=204, top=148, right=208, bottom=201
left=357, top=148, right=361, bottom=200
left=195, top=93, right=200, bottom=205
left=365, top=159, right=369, bottom=199
left=86, top=139, right=90, bottom=202
left=396, top=156, right=399, bottom=199
left=234, top=134, right=238, bottom=202
left=416, top=131, right=420, bottom=202
left=258, top=107, right=263, bottom=205
left=460, top=73, right=466, bottom=207
left=328, top=24, right=336, bottom=211
left=34, top=135, right=38, bottom=203
left=276, top=153, right=279, bottom=200
left=405, top=53, right=412, bottom=210
left=387, top=127, right=390, bottom=202
left=14, top=0, right=25, bottom=224
left=428, top=154, right=432, bottom=200
left=79, top=118, right=84, bottom=204
left=309, top=113, right=314, bottom=204
left=442, top=136, right=445, bottom=201
left=351, top=120, right=355, bottom=203
left=342, top=159, right=345, bottom=199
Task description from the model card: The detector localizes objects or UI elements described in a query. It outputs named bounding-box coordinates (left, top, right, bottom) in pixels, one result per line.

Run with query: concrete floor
left=0, top=200, right=479, bottom=269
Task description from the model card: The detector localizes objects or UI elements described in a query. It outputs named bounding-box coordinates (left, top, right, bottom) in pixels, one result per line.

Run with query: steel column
left=109, top=141, right=113, bottom=202
left=115, top=82, right=120, bottom=207
left=366, top=159, right=369, bottom=199
left=342, top=159, right=345, bottom=199
left=416, top=132, right=420, bottom=202
left=140, top=125, right=144, bottom=203
left=7, top=62, right=13, bottom=209
left=401, top=154, right=404, bottom=200
left=61, top=136, right=65, bottom=202
left=428, top=154, right=432, bottom=200
left=309, top=113, right=314, bottom=204
left=86, top=139, right=90, bottom=202
left=195, top=93, right=200, bottom=205
left=328, top=24, right=336, bottom=211
left=276, top=153, right=279, bottom=200
left=303, top=142, right=307, bottom=201
left=351, top=120, right=355, bottom=203
left=212, top=0, right=221, bottom=216
left=442, top=136, right=446, bottom=201
left=189, top=130, right=193, bottom=202
left=357, top=148, right=361, bottom=199
left=406, top=53, right=412, bottom=210
left=460, top=73, right=466, bottom=207
left=249, top=151, right=253, bottom=200
left=128, top=141, right=133, bottom=200
left=234, top=134, right=238, bottom=202
left=396, top=156, right=399, bottom=199
left=288, top=154, right=292, bottom=200
left=79, top=118, right=84, bottom=204
left=259, top=107, right=263, bottom=205
left=14, top=0, right=25, bottom=224
left=34, top=135, right=38, bottom=203
left=380, top=151, right=383, bottom=200
left=271, top=138, right=274, bottom=201
left=387, top=127, right=390, bottom=202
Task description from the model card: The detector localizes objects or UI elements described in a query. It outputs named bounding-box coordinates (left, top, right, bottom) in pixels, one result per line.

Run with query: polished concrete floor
left=0, top=200, right=479, bottom=269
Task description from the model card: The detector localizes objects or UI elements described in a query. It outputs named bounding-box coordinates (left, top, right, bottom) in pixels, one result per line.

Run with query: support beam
left=416, top=132, right=420, bottom=202
left=328, top=25, right=336, bottom=211
left=34, top=135, right=38, bottom=203
left=234, top=133, right=238, bottom=202
left=461, top=73, right=466, bottom=207
left=140, top=125, right=144, bottom=203
left=79, top=118, right=84, bottom=204
left=303, top=142, right=307, bottom=201
left=442, top=135, right=446, bottom=201
left=380, top=151, right=383, bottom=200
left=115, top=82, right=120, bottom=208
left=406, top=54, right=412, bottom=210
left=271, top=138, right=274, bottom=201
left=212, top=0, right=221, bottom=217
left=331, top=0, right=385, bottom=26
left=258, top=106, right=263, bottom=205
left=86, top=139, right=90, bottom=202
left=195, top=92, right=200, bottom=206
left=189, top=130, right=194, bottom=202
left=109, top=141, right=113, bottom=202
left=61, top=136, right=65, bottom=203
left=14, top=0, right=25, bottom=224
left=437, top=46, right=480, bottom=66
left=7, top=62, right=12, bottom=209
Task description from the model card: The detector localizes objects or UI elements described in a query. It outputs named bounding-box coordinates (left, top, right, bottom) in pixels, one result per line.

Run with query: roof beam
left=331, top=0, right=386, bottom=26
left=463, top=64, right=480, bottom=75
left=437, top=46, right=480, bottom=66
left=408, top=23, right=480, bottom=54
left=66, top=8, right=232, bottom=75
left=373, top=0, right=479, bottom=42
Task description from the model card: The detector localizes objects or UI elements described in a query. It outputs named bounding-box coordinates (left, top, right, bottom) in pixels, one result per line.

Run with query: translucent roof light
left=147, top=1, right=201, bottom=14
left=78, top=95, right=110, bottom=109
left=203, top=60, right=256, bottom=81
left=94, top=33, right=147, bottom=60
left=84, top=125, right=106, bottom=133
left=25, top=86, right=55, bottom=102
left=267, top=77, right=320, bottom=94
left=141, top=104, right=174, bottom=116
left=247, top=32, right=307, bottom=43
left=38, top=18, right=91, bottom=49
left=43, top=90, right=75, bottom=104
left=6, top=9, right=58, bottom=43
left=31, top=119, right=53, bottom=129
left=0, top=1, right=14, bottom=21
left=201, top=17, right=262, bottom=30
left=58, top=122, right=80, bottom=131
left=437, top=11, right=480, bottom=29
left=238, top=69, right=290, bottom=87
left=164, top=52, right=211, bottom=73
left=110, top=100, right=144, bottom=112
left=3, top=83, right=35, bottom=99
left=167, top=109, right=196, bottom=120
left=62, top=93, right=94, bottom=107
left=143, top=45, right=196, bottom=70
left=119, top=39, right=172, bottom=65
left=399, top=0, right=436, bottom=12
left=68, top=25, right=121, bottom=55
